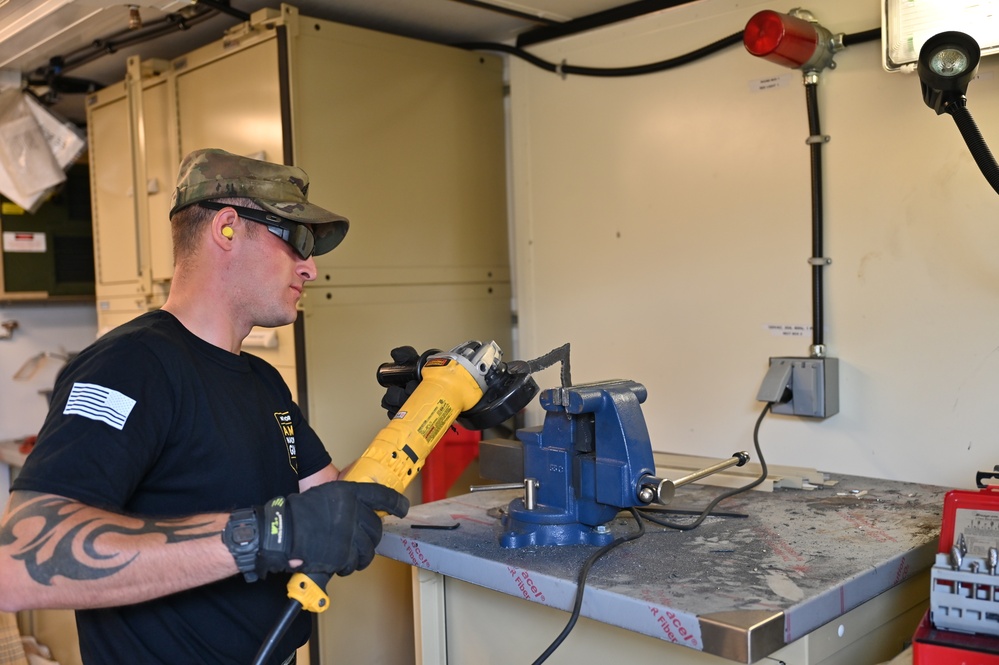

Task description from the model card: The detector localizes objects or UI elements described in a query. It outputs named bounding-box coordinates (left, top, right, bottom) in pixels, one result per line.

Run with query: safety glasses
left=199, top=201, right=316, bottom=259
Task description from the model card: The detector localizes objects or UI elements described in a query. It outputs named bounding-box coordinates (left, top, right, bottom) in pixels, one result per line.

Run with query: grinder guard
left=377, top=340, right=540, bottom=431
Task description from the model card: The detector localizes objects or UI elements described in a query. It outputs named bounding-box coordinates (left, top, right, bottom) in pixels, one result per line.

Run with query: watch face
left=232, top=523, right=256, bottom=546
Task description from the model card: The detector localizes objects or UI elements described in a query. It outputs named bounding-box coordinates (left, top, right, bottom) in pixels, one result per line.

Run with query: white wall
left=509, top=0, right=999, bottom=489
left=0, top=303, right=97, bottom=441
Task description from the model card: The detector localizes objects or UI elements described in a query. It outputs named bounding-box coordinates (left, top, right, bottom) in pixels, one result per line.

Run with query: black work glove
left=380, top=346, right=421, bottom=419
left=255, top=481, right=409, bottom=579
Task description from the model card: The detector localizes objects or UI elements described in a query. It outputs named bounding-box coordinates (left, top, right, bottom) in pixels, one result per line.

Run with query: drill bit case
left=929, top=484, right=999, bottom=638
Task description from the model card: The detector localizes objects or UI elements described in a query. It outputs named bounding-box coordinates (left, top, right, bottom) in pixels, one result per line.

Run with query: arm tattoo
left=1, top=495, right=217, bottom=586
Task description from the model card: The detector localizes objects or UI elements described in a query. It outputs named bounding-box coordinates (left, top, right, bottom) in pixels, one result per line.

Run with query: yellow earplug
left=221, top=227, right=234, bottom=239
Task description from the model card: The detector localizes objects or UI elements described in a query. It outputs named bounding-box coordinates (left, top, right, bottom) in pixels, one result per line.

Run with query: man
left=0, top=149, right=409, bottom=664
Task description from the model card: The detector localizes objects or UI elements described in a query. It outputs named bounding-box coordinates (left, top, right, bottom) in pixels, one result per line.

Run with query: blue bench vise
left=500, top=379, right=748, bottom=548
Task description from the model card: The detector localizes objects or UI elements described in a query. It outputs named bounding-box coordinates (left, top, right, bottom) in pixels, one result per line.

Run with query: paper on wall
left=0, top=156, right=50, bottom=212
left=0, top=90, right=87, bottom=212
left=25, top=94, right=86, bottom=169
left=0, top=153, right=52, bottom=212
left=0, top=90, right=65, bottom=198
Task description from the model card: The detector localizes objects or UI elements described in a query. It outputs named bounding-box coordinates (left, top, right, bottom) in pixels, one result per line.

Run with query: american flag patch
left=64, top=382, right=137, bottom=431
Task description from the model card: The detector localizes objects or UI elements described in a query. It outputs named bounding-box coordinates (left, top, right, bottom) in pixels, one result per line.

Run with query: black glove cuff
left=222, top=508, right=260, bottom=583
left=256, top=497, right=294, bottom=579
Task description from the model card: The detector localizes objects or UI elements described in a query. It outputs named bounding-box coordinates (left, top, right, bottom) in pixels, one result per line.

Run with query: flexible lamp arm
left=946, top=102, right=999, bottom=196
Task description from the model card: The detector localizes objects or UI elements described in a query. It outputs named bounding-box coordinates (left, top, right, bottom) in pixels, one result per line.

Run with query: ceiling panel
left=0, top=0, right=679, bottom=123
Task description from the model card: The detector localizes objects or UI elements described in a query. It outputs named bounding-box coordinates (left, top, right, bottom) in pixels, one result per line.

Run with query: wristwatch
left=223, top=508, right=260, bottom=583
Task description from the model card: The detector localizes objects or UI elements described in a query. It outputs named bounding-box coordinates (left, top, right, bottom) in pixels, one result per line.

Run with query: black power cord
left=459, top=31, right=743, bottom=78
left=532, top=401, right=773, bottom=663
left=251, top=600, right=300, bottom=665
left=639, top=402, right=771, bottom=531
left=532, top=507, right=646, bottom=664
left=460, top=26, right=883, bottom=79
left=45, top=6, right=219, bottom=76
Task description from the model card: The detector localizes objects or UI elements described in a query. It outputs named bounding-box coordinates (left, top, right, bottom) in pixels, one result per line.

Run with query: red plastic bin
left=421, top=423, right=481, bottom=503
left=913, top=609, right=999, bottom=664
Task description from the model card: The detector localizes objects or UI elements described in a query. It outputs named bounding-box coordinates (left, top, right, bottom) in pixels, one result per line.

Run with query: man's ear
left=210, top=207, right=240, bottom=252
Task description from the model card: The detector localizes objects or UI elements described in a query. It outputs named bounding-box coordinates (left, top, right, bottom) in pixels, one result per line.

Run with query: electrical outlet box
left=762, top=357, right=839, bottom=419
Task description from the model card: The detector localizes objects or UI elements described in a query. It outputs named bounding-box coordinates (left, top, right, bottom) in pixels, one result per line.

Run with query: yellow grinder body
left=288, top=350, right=487, bottom=612
left=343, top=355, right=484, bottom=490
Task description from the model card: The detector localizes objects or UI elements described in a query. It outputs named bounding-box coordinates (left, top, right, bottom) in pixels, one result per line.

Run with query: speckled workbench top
left=377, top=473, right=948, bottom=662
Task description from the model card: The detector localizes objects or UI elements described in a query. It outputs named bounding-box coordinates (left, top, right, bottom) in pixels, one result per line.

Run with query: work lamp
left=916, top=31, right=999, bottom=195
left=918, top=31, right=981, bottom=115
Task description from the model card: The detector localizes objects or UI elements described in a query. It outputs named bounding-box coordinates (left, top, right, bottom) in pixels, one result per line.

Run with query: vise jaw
left=500, top=379, right=658, bottom=548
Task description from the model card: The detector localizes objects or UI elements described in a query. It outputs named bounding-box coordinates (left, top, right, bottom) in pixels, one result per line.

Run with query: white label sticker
left=2, top=230, right=46, bottom=252
left=749, top=73, right=793, bottom=93
left=764, top=323, right=812, bottom=337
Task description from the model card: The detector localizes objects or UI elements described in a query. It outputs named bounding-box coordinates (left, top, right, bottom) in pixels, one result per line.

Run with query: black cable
left=462, top=24, right=883, bottom=79
left=842, top=28, right=881, bottom=48
left=57, top=8, right=218, bottom=74
left=458, top=31, right=743, bottom=78
left=251, top=599, right=301, bottom=665
left=947, top=101, right=999, bottom=196
left=532, top=507, right=646, bottom=664
left=804, top=80, right=825, bottom=349
left=65, top=11, right=204, bottom=62
left=639, top=402, right=771, bottom=531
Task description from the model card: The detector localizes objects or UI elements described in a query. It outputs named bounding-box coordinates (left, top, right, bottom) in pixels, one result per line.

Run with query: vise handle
left=639, top=452, right=750, bottom=505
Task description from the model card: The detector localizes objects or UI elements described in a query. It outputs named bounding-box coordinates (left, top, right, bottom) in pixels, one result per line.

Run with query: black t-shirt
left=13, top=310, right=332, bottom=664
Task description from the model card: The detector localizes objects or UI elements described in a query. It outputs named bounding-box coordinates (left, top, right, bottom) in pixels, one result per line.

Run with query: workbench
left=376, top=472, right=948, bottom=664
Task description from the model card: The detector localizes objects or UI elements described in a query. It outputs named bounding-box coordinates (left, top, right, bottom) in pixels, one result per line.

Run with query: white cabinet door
left=175, top=38, right=283, bottom=164
left=88, top=89, right=140, bottom=292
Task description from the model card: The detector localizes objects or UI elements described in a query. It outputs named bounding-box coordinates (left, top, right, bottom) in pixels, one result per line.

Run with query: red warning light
left=744, top=9, right=836, bottom=71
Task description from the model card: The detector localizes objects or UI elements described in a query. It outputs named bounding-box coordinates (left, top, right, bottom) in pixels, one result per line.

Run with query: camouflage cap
left=169, top=148, right=348, bottom=255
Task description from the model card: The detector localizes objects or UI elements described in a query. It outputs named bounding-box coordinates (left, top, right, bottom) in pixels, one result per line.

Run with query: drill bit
left=951, top=545, right=964, bottom=571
